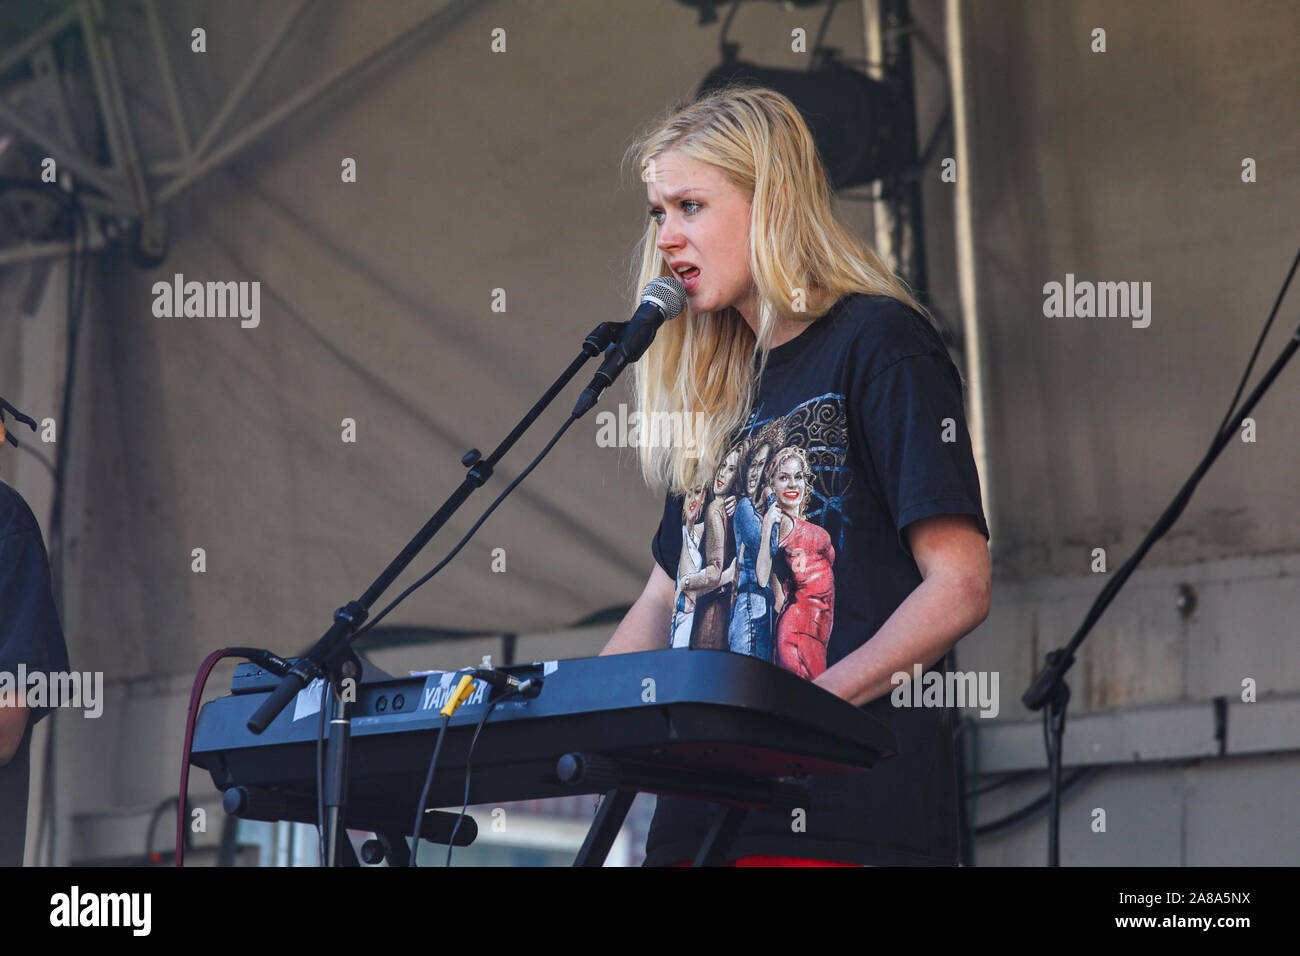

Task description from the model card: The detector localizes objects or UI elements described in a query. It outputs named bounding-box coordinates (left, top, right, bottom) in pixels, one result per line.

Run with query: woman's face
left=647, top=149, right=758, bottom=325
left=684, top=479, right=707, bottom=522
left=746, top=443, right=771, bottom=497
left=713, top=449, right=740, bottom=496
left=773, top=455, right=805, bottom=515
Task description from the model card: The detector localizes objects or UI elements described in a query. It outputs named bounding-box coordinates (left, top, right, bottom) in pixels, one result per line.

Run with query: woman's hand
left=678, top=574, right=696, bottom=610
left=720, top=557, right=737, bottom=586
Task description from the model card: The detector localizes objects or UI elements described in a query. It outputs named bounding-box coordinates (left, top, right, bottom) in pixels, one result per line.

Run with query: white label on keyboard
left=292, top=677, right=326, bottom=721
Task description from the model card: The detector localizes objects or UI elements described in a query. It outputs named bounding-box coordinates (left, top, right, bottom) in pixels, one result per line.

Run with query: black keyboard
left=190, top=648, right=897, bottom=817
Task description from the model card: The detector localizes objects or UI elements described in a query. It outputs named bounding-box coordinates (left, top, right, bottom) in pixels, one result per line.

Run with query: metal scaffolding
left=0, top=0, right=477, bottom=267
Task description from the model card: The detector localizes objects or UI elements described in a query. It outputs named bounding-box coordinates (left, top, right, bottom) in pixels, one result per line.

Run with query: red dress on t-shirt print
left=773, top=517, right=836, bottom=680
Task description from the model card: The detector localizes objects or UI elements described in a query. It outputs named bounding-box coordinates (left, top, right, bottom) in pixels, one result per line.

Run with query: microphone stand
left=0, top=397, right=38, bottom=448
left=245, top=318, right=628, bottom=865
left=1022, top=318, right=1299, bottom=866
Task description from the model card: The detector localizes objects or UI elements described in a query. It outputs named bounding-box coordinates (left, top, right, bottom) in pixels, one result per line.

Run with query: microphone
left=572, top=276, right=687, bottom=417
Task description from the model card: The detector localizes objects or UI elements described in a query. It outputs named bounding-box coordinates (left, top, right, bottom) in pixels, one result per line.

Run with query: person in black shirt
left=0, top=423, right=70, bottom=866
left=599, top=86, right=991, bottom=866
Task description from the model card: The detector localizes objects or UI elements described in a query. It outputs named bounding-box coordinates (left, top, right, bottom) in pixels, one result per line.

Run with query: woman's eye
left=649, top=200, right=700, bottom=225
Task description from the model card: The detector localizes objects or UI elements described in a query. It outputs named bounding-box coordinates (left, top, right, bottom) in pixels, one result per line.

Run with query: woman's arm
left=684, top=501, right=726, bottom=593
left=719, top=556, right=737, bottom=586
left=755, top=498, right=781, bottom=587
left=813, top=514, right=991, bottom=707
left=599, top=563, right=678, bottom=655
left=0, top=704, right=29, bottom=766
left=771, top=574, right=786, bottom=615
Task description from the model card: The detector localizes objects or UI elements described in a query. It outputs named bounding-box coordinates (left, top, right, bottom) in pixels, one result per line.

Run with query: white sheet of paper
left=292, top=677, right=326, bottom=721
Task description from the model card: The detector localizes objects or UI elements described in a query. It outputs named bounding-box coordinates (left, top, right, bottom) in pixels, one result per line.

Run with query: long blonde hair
left=624, top=83, right=931, bottom=494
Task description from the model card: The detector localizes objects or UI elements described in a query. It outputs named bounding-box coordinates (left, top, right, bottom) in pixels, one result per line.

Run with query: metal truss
left=0, top=0, right=477, bottom=267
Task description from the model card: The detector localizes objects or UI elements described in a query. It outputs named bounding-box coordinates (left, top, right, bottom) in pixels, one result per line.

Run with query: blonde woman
left=601, top=86, right=990, bottom=867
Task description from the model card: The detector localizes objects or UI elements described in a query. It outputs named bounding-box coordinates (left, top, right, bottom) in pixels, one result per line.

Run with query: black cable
left=718, top=1, right=742, bottom=59
left=1214, top=246, right=1300, bottom=439
left=351, top=412, right=581, bottom=640
left=953, top=711, right=973, bottom=865
left=316, top=680, right=328, bottom=866
left=1044, top=705, right=1060, bottom=863
left=37, top=188, right=89, bottom=866
left=967, top=769, right=1036, bottom=799
left=1041, top=701, right=1053, bottom=766
left=809, top=0, right=844, bottom=68
left=957, top=697, right=1072, bottom=842
left=145, top=795, right=186, bottom=864
left=445, top=688, right=521, bottom=867
left=409, top=714, right=451, bottom=867
left=973, top=767, right=1101, bottom=838
left=13, top=441, right=57, bottom=479
left=48, top=191, right=87, bottom=583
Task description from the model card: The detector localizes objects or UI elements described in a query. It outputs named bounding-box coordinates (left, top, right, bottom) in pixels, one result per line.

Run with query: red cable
left=176, top=648, right=234, bottom=867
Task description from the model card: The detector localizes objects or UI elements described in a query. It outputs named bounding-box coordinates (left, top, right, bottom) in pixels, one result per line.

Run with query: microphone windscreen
left=642, top=275, right=687, bottom=320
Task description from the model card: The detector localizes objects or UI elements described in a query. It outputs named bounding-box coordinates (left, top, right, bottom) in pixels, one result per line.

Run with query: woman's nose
left=656, top=218, right=681, bottom=252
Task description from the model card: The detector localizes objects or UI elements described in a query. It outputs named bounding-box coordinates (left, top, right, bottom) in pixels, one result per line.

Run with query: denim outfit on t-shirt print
left=727, top=493, right=781, bottom=661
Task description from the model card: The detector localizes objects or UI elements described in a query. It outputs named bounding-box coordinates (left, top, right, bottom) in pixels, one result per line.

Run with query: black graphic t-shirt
left=644, top=292, right=989, bottom=866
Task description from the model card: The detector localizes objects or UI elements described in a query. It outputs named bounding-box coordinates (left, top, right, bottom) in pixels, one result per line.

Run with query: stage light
left=696, top=60, right=913, bottom=190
